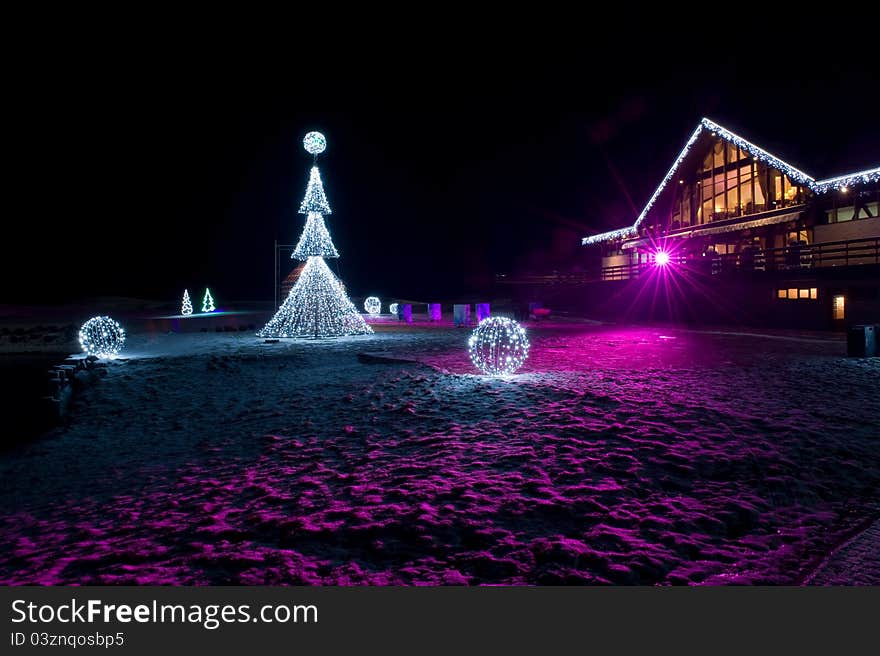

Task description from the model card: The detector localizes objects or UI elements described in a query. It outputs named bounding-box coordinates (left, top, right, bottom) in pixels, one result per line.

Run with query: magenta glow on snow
left=468, top=316, right=529, bottom=375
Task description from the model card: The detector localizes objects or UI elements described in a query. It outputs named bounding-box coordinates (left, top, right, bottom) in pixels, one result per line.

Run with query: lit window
left=810, top=288, right=818, bottom=300
left=777, top=289, right=787, bottom=299
left=788, top=288, right=798, bottom=299
left=833, top=295, right=845, bottom=320
left=798, top=289, right=809, bottom=299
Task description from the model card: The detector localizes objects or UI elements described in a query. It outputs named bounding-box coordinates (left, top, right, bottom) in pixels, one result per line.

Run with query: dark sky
left=8, top=42, right=879, bottom=305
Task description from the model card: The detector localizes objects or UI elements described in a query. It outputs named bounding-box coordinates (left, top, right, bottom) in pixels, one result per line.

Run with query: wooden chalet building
left=520, top=118, right=879, bottom=329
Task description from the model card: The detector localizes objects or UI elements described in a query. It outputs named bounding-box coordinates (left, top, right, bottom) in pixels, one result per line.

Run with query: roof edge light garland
left=812, top=167, right=880, bottom=194
left=582, top=118, right=878, bottom=245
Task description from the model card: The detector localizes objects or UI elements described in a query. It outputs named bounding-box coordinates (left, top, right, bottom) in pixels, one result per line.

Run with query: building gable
left=583, top=118, right=880, bottom=245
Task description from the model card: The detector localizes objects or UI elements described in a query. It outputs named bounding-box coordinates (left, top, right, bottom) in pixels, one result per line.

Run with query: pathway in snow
left=804, top=517, right=880, bottom=585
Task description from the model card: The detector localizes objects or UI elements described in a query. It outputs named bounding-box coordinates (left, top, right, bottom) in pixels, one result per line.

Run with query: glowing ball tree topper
left=389, top=302, right=399, bottom=315
left=79, top=316, right=125, bottom=358
left=364, top=296, right=381, bottom=315
left=468, top=317, right=529, bottom=376
left=303, top=131, right=327, bottom=155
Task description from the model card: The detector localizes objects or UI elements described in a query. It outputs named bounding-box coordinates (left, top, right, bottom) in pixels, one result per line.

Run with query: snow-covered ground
left=0, top=322, right=877, bottom=584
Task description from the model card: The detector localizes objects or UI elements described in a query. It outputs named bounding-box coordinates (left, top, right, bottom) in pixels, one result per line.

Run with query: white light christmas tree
left=299, top=167, right=332, bottom=215
left=181, top=289, right=193, bottom=315
left=202, top=288, right=215, bottom=313
left=258, top=132, right=372, bottom=339
left=293, top=212, right=338, bottom=259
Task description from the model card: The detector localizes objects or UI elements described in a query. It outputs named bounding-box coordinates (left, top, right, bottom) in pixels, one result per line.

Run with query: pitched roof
left=582, top=118, right=880, bottom=245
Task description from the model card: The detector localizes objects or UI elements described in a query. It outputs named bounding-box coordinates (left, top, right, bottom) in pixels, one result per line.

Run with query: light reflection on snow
left=0, top=323, right=876, bottom=585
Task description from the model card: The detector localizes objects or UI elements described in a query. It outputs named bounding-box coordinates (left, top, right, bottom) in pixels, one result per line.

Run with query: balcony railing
left=496, top=237, right=880, bottom=286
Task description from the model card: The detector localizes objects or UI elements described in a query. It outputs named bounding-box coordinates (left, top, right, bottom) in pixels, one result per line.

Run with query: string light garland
left=202, top=288, right=215, bottom=313
left=299, top=166, right=332, bottom=215
left=468, top=317, right=529, bottom=376
left=582, top=118, right=879, bottom=245
left=258, top=132, right=373, bottom=339
left=79, top=316, right=125, bottom=358
left=364, top=296, right=381, bottom=315
left=292, top=212, right=339, bottom=259
left=812, top=167, right=880, bottom=194
left=181, top=289, right=193, bottom=316
left=389, top=303, right=399, bottom=315
left=257, top=257, right=372, bottom=338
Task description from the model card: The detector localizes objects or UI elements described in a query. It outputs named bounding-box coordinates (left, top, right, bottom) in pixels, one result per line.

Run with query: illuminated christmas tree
left=181, top=289, right=193, bottom=315
left=202, top=288, right=215, bottom=313
left=258, top=132, right=372, bottom=339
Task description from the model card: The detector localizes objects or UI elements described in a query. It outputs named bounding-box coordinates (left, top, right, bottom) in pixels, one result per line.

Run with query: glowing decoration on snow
left=299, top=166, right=332, bottom=215
left=292, top=212, right=339, bottom=259
left=364, top=296, right=381, bottom=315
left=79, top=316, right=125, bottom=358
left=181, top=289, right=193, bottom=316
left=389, top=302, right=399, bottom=315
left=258, top=132, right=372, bottom=339
left=303, top=131, right=327, bottom=155
left=258, top=257, right=372, bottom=338
left=468, top=317, right=529, bottom=376
left=654, top=251, right=670, bottom=266
left=202, top=288, right=215, bottom=312
left=582, top=118, right=880, bottom=246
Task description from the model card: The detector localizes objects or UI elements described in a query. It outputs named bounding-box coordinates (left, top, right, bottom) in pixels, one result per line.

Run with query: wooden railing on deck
left=496, top=236, right=880, bottom=285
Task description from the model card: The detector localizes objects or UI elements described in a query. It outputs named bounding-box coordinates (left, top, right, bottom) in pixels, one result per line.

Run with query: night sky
left=8, top=44, right=879, bottom=305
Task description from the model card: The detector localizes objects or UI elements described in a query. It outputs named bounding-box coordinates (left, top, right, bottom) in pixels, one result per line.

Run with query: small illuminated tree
left=202, top=288, right=215, bottom=313
left=181, top=289, right=193, bottom=316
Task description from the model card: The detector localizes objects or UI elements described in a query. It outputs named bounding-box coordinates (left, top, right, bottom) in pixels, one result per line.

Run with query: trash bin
left=846, top=324, right=877, bottom=357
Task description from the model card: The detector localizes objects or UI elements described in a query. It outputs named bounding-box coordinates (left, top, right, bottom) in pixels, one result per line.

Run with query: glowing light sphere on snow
left=654, top=251, right=670, bottom=266
left=389, top=302, right=399, bottom=315
left=364, top=296, right=381, bottom=315
left=79, top=316, right=125, bottom=358
left=468, top=317, right=529, bottom=376
left=303, top=131, right=327, bottom=155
